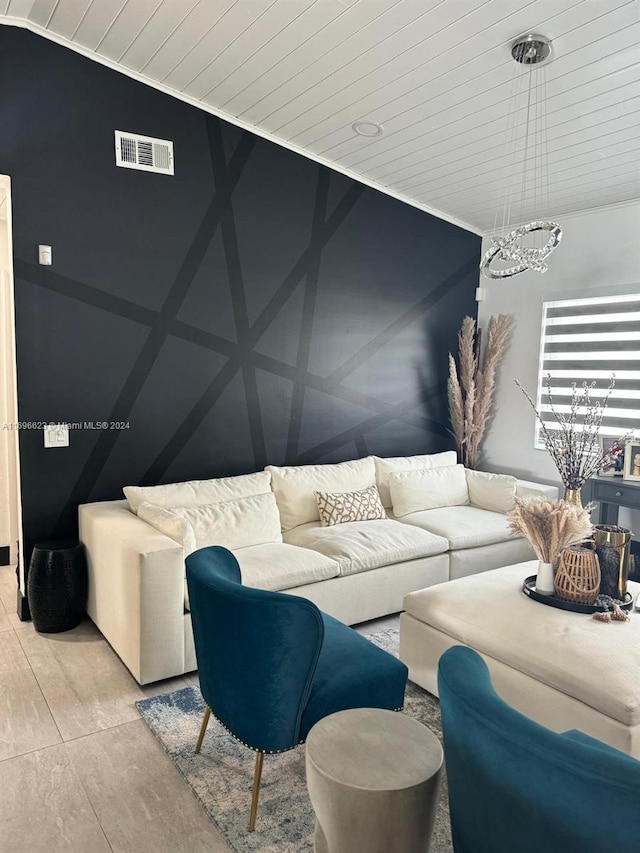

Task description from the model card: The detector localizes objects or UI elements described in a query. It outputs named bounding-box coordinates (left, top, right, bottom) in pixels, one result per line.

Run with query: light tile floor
left=0, top=563, right=399, bottom=851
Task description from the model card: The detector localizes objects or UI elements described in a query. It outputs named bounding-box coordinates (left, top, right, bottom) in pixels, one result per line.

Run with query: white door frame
left=0, top=175, right=24, bottom=594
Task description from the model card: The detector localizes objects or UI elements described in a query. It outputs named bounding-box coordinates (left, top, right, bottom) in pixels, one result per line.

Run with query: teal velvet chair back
left=186, top=546, right=324, bottom=754
left=438, top=646, right=640, bottom=853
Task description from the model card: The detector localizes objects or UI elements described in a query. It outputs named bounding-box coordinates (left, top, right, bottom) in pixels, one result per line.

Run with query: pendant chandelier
left=480, top=34, right=562, bottom=280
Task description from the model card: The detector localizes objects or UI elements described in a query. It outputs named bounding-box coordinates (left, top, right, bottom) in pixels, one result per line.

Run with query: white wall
left=0, top=193, right=9, bottom=550
left=476, top=201, right=640, bottom=512
left=0, top=176, right=23, bottom=573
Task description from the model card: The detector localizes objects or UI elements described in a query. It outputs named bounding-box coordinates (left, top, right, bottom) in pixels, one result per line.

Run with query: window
left=536, top=292, right=640, bottom=447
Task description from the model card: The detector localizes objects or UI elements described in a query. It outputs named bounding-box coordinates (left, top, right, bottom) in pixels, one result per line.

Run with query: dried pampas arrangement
left=448, top=314, right=512, bottom=469
left=507, top=497, right=593, bottom=563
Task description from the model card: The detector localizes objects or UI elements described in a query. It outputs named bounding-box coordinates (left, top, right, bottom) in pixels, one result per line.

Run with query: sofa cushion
left=390, top=464, right=469, bottom=517
left=266, top=457, right=376, bottom=532
left=466, top=469, right=517, bottom=514
left=315, top=484, right=386, bottom=527
left=234, top=542, right=340, bottom=591
left=283, top=518, right=449, bottom=576
left=398, top=505, right=519, bottom=550
left=183, top=542, right=339, bottom=612
left=374, top=451, right=457, bottom=508
left=124, top=470, right=272, bottom=514
left=138, top=492, right=282, bottom=552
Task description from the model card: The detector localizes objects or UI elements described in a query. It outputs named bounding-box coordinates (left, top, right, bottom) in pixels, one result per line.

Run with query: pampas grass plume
left=507, top=497, right=593, bottom=563
left=448, top=314, right=512, bottom=468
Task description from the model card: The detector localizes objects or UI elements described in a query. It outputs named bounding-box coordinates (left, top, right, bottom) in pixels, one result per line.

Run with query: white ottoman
left=305, top=708, right=443, bottom=853
left=400, top=561, right=640, bottom=757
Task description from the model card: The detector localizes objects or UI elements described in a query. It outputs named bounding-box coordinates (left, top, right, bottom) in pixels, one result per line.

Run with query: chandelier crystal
left=481, top=34, right=562, bottom=280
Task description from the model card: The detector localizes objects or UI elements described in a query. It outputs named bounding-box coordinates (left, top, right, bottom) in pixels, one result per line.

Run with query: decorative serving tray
left=522, top=575, right=633, bottom=614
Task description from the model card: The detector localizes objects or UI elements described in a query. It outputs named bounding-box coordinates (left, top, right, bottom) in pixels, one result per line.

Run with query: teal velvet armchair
left=186, top=545, right=408, bottom=831
left=438, top=645, right=640, bottom=853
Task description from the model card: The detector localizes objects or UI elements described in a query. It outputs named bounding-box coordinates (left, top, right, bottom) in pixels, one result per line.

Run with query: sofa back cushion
left=123, top=471, right=271, bottom=514
left=266, top=457, right=376, bottom=532
left=374, top=451, right=457, bottom=508
left=390, top=464, right=469, bottom=517
left=466, top=469, right=517, bottom=514
left=138, top=492, right=283, bottom=552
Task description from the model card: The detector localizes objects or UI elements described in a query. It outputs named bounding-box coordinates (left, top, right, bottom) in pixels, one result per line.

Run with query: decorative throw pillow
left=314, top=484, right=386, bottom=527
left=389, top=464, right=470, bottom=517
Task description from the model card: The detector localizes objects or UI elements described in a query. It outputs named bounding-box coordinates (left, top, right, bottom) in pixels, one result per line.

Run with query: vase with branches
left=448, top=314, right=512, bottom=469
left=515, top=374, right=631, bottom=505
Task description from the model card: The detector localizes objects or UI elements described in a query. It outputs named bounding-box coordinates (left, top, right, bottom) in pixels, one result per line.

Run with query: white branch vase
left=536, top=561, right=555, bottom=596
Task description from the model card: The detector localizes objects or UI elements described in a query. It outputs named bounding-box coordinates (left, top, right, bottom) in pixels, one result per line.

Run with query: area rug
left=137, top=628, right=452, bottom=852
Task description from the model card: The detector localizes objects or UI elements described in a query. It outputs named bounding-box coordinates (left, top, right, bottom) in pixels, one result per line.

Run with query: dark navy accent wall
left=0, top=27, right=480, bottom=573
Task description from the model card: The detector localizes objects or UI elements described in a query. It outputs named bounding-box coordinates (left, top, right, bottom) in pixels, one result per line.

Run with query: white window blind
left=536, top=292, right=640, bottom=447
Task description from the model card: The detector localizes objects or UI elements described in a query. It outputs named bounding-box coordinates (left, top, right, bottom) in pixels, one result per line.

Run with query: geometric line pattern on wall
left=208, top=119, right=267, bottom=471
left=12, top=124, right=479, bottom=552
left=296, top=378, right=448, bottom=465
left=2, top=28, right=481, bottom=583
left=329, top=267, right=476, bottom=385
left=16, top=238, right=476, bottom=541
left=286, top=167, right=330, bottom=461
left=355, top=435, right=370, bottom=458
left=140, top=139, right=366, bottom=486
left=15, top=255, right=471, bottom=447
left=46, top=129, right=256, bottom=537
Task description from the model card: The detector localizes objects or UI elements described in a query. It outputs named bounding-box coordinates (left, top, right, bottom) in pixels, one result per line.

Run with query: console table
left=582, top=476, right=640, bottom=525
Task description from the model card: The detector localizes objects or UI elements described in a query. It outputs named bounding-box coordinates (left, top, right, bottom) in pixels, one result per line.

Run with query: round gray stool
left=305, top=708, right=443, bottom=853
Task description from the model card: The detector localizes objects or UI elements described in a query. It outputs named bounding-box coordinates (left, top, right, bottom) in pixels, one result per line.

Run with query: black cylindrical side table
left=27, top=541, right=87, bottom=633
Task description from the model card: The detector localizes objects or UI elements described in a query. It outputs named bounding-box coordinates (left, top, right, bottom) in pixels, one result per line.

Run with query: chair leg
left=195, top=707, right=211, bottom=754
left=248, top=751, right=264, bottom=832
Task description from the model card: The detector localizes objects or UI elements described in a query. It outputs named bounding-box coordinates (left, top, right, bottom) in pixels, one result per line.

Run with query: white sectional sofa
left=78, top=452, right=557, bottom=684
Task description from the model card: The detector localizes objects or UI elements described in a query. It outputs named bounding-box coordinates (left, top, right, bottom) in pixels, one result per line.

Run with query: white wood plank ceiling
left=2, top=0, right=639, bottom=234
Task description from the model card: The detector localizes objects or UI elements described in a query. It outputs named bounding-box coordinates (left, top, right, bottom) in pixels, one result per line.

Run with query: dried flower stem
left=507, top=497, right=593, bottom=563
left=515, top=375, right=630, bottom=489
left=448, top=314, right=512, bottom=469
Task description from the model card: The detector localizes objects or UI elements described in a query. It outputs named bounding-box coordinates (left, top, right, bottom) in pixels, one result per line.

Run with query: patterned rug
left=136, top=628, right=452, bottom=852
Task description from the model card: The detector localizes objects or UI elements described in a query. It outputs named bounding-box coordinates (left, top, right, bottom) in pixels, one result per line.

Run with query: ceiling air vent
left=114, top=130, right=174, bottom=175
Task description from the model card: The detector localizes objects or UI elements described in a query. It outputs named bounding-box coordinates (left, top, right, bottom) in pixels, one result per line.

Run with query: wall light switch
left=44, top=423, right=69, bottom=448
left=38, top=245, right=52, bottom=265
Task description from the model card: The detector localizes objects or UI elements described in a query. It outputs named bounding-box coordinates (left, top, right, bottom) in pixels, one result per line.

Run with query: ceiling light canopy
left=511, top=33, right=552, bottom=65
